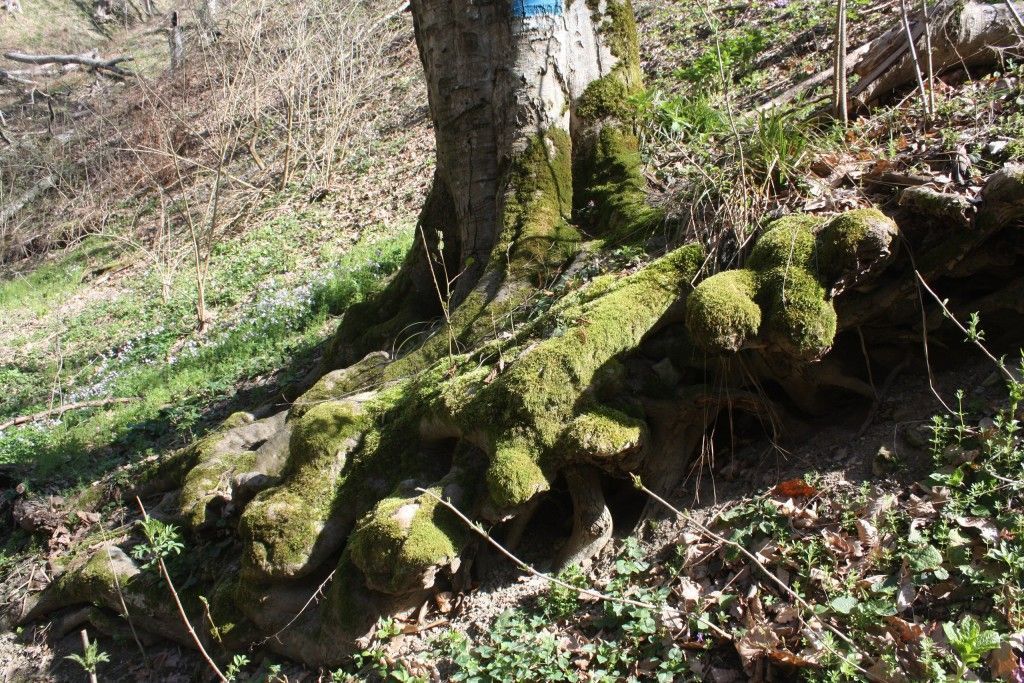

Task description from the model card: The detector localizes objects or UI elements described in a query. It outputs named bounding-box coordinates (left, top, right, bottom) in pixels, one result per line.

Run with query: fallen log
left=759, top=0, right=1022, bottom=113
left=0, top=397, right=138, bottom=432
left=852, top=0, right=1024, bottom=107
left=0, top=175, right=54, bottom=224
left=3, top=51, right=134, bottom=76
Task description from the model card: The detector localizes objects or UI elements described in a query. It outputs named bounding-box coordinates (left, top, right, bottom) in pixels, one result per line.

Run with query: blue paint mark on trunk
left=512, top=0, right=562, bottom=17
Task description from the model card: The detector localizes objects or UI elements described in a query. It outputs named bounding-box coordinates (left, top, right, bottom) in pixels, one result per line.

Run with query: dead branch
left=760, top=0, right=1022, bottom=112
left=0, top=397, right=137, bottom=432
left=0, top=68, right=36, bottom=86
left=3, top=51, right=134, bottom=76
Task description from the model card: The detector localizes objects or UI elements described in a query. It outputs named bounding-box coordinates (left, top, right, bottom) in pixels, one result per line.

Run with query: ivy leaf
left=909, top=544, right=944, bottom=572
left=829, top=595, right=858, bottom=615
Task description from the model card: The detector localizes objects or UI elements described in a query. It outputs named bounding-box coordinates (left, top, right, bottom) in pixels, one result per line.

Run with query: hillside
left=2, top=0, right=1024, bottom=680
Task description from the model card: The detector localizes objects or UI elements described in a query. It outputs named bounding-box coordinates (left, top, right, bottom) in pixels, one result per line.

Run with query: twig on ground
left=1006, top=0, right=1024, bottom=37
left=415, top=487, right=733, bottom=640
left=834, top=0, right=849, bottom=125
left=134, top=497, right=227, bottom=682
left=920, top=0, right=936, bottom=116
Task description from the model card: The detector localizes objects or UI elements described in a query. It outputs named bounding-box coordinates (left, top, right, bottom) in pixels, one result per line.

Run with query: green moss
left=291, top=352, right=390, bottom=419
left=239, top=401, right=367, bottom=578
left=207, top=575, right=253, bottom=646
left=816, top=208, right=895, bottom=279
left=745, top=214, right=822, bottom=272
left=502, top=128, right=580, bottom=276
left=685, top=208, right=895, bottom=359
left=348, top=486, right=464, bottom=595
left=486, top=440, right=549, bottom=509
left=467, top=243, right=704, bottom=509
left=562, top=406, right=645, bottom=462
left=576, top=74, right=634, bottom=122
left=758, top=266, right=836, bottom=359
left=574, top=126, right=663, bottom=242
left=137, top=411, right=255, bottom=495
left=175, top=412, right=258, bottom=529
left=686, top=269, right=761, bottom=353
left=179, top=449, right=256, bottom=529
left=586, top=0, right=641, bottom=66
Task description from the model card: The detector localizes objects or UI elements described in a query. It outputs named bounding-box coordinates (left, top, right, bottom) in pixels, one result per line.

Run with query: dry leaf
left=822, top=529, right=861, bottom=558
left=766, top=648, right=819, bottom=668
left=678, top=577, right=702, bottom=609
left=75, top=510, right=101, bottom=524
left=856, top=519, right=879, bottom=549
left=774, top=478, right=818, bottom=499
left=885, top=616, right=924, bottom=643
left=905, top=495, right=938, bottom=519
left=896, top=573, right=916, bottom=612
left=955, top=516, right=1000, bottom=543
left=735, top=623, right=782, bottom=674
left=987, top=641, right=1019, bottom=681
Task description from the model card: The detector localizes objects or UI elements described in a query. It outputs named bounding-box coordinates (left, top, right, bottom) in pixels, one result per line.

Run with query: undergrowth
left=0, top=223, right=411, bottom=488
left=348, top=342, right=1024, bottom=681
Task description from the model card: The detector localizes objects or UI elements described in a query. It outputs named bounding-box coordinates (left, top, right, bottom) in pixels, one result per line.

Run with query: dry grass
left=0, top=0, right=420, bottom=271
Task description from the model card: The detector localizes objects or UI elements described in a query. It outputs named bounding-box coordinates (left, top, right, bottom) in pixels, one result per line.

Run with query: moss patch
left=686, top=208, right=896, bottom=359
left=239, top=400, right=367, bottom=578
left=348, top=486, right=464, bottom=595
left=685, top=269, right=761, bottom=353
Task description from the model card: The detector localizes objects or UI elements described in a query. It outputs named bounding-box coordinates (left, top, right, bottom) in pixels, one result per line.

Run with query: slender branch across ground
left=415, top=488, right=734, bottom=640
left=134, top=498, right=227, bottom=682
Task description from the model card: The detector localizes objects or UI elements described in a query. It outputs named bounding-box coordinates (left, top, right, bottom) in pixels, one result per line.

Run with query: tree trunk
left=327, top=0, right=657, bottom=369
left=169, top=12, right=184, bottom=72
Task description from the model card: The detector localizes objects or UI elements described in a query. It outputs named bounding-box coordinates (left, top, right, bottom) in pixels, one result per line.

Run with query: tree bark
left=326, top=0, right=654, bottom=369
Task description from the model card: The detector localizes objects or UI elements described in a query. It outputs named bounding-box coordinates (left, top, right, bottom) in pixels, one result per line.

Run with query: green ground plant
left=0, top=226, right=410, bottom=492
left=64, top=638, right=110, bottom=678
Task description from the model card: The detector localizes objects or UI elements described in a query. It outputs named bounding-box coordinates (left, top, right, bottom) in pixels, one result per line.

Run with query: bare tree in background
left=168, top=11, right=184, bottom=71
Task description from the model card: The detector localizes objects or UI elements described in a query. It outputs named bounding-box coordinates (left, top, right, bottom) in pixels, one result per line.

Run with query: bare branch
left=0, top=397, right=137, bottom=432
left=3, top=51, right=134, bottom=76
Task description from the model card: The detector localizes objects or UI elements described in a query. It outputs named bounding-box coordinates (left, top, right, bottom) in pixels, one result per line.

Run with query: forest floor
left=1, top=0, right=1024, bottom=679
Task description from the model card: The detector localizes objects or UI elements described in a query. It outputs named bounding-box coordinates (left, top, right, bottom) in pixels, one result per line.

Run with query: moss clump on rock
left=687, top=208, right=897, bottom=359
left=177, top=411, right=278, bottom=530
left=745, top=214, right=823, bottom=272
